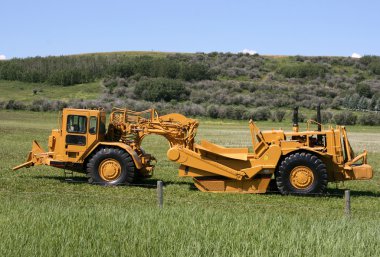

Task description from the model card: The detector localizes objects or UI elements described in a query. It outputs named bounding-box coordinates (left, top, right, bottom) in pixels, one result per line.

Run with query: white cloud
left=0, top=54, right=6, bottom=60
left=351, top=53, right=362, bottom=59
left=241, top=49, right=257, bottom=55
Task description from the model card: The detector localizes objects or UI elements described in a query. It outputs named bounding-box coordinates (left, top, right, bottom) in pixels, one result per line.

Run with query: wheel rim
left=98, top=158, right=121, bottom=181
left=289, top=166, right=314, bottom=189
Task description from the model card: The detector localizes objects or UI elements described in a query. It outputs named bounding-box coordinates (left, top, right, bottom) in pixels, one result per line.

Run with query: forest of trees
left=0, top=55, right=214, bottom=86
left=1, top=52, right=380, bottom=124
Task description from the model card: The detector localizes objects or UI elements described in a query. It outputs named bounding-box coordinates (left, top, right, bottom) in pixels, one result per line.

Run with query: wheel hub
left=290, top=166, right=314, bottom=189
left=99, top=158, right=121, bottom=181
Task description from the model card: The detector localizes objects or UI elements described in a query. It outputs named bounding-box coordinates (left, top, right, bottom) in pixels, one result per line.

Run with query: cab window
left=67, top=115, right=87, bottom=134
left=89, top=116, right=97, bottom=134
left=66, top=135, right=86, bottom=146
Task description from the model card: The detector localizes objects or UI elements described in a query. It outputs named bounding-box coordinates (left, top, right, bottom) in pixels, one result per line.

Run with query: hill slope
left=0, top=52, right=379, bottom=124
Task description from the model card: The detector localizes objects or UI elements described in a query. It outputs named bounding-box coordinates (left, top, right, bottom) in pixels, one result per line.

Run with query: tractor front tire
left=86, top=148, right=135, bottom=185
left=275, top=152, right=328, bottom=195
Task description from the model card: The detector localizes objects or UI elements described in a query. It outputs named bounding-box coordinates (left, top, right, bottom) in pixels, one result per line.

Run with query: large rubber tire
left=275, top=152, right=328, bottom=195
left=86, top=148, right=135, bottom=185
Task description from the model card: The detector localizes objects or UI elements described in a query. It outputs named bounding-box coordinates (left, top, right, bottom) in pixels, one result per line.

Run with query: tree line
left=1, top=52, right=380, bottom=123
left=0, top=55, right=214, bottom=86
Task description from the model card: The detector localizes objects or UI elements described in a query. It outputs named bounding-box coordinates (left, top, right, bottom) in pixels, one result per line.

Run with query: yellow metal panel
left=243, top=145, right=281, bottom=178
left=193, top=177, right=271, bottom=193
left=197, top=140, right=248, bottom=161
left=345, top=164, right=373, bottom=180
left=178, top=165, right=219, bottom=177
left=167, top=146, right=246, bottom=180
left=261, top=130, right=285, bottom=142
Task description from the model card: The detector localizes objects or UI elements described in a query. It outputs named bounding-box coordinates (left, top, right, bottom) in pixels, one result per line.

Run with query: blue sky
left=1, top=0, right=379, bottom=59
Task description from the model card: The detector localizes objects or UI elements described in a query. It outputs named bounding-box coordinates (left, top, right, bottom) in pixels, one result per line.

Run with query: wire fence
left=1, top=177, right=380, bottom=216
left=1, top=175, right=378, bottom=197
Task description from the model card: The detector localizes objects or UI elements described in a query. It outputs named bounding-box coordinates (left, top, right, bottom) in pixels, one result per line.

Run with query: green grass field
left=0, top=80, right=102, bottom=103
left=0, top=110, right=379, bottom=256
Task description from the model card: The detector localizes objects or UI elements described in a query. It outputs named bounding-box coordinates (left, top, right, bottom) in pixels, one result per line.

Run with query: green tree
left=356, top=83, right=372, bottom=98
left=134, top=78, right=189, bottom=102
left=278, top=63, right=328, bottom=79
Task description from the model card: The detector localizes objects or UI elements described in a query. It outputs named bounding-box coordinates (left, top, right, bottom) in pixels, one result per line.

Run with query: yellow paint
left=290, top=166, right=314, bottom=189
left=99, top=158, right=121, bottom=181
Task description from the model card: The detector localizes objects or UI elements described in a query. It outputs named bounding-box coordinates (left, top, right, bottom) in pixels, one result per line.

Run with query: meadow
left=0, top=110, right=379, bottom=257
left=0, top=80, right=101, bottom=103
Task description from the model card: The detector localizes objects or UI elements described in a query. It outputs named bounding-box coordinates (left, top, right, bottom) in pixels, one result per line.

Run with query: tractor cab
left=48, top=108, right=106, bottom=163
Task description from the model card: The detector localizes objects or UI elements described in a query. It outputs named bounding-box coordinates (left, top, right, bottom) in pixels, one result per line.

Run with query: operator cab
left=62, top=108, right=106, bottom=146
left=48, top=108, right=106, bottom=162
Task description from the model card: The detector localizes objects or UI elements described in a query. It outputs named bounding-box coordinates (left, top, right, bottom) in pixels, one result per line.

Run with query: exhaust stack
left=292, top=107, right=299, bottom=132
left=317, top=104, right=323, bottom=143
left=317, top=104, right=322, bottom=131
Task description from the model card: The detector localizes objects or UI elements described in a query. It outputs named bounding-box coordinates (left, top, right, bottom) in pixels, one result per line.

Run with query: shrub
left=180, top=63, right=213, bottom=81
left=30, top=100, right=44, bottom=111
left=333, top=111, right=357, bottom=125
left=190, top=90, right=211, bottom=104
left=207, top=52, right=219, bottom=58
left=134, top=78, right=189, bottom=102
left=224, top=106, right=238, bottom=119
left=298, top=112, right=306, bottom=122
left=113, top=86, right=135, bottom=98
left=359, top=113, right=380, bottom=126
left=181, top=103, right=206, bottom=116
left=216, top=106, right=228, bottom=119
left=343, top=94, right=360, bottom=110
left=356, top=83, right=372, bottom=98
left=229, top=105, right=248, bottom=120
left=278, top=63, right=328, bottom=79
left=102, top=77, right=124, bottom=93
left=369, top=61, right=380, bottom=75
left=206, top=104, right=219, bottom=118
left=368, top=96, right=378, bottom=111
left=5, top=100, right=26, bottom=110
left=51, top=100, right=68, bottom=111
left=252, top=107, right=271, bottom=121
left=311, top=111, right=333, bottom=123
left=271, top=110, right=286, bottom=122
left=360, top=55, right=377, bottom=66
left=357, top=97, right=369, bottom=110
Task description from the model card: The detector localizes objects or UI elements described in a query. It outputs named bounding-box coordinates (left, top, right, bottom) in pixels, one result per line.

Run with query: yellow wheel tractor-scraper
left=13, top=106, right=373, bottom=194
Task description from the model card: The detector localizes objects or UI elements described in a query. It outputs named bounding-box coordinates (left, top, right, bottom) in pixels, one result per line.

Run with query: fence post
left=344, top=189, right=351, bottom=216
left=157, top=180, right=163, bottom=209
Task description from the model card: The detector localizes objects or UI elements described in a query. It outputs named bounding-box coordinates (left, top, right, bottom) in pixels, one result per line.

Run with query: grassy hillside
left=0, top=110, right=379, bottom=256
left=74, top=50, right=183, bottom=57
left=0, top=80, right=101, bottom=103
left=0, top=51, right=379, bottom=124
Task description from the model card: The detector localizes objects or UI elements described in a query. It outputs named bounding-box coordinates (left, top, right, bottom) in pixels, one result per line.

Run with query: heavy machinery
left=13, top=106, right=373, bottom=194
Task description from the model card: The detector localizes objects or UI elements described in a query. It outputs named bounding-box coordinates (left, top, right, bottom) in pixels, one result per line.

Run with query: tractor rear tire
left=86, top=148, right=135, bottom=185
left=275, top=152, right=328, bottom=195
